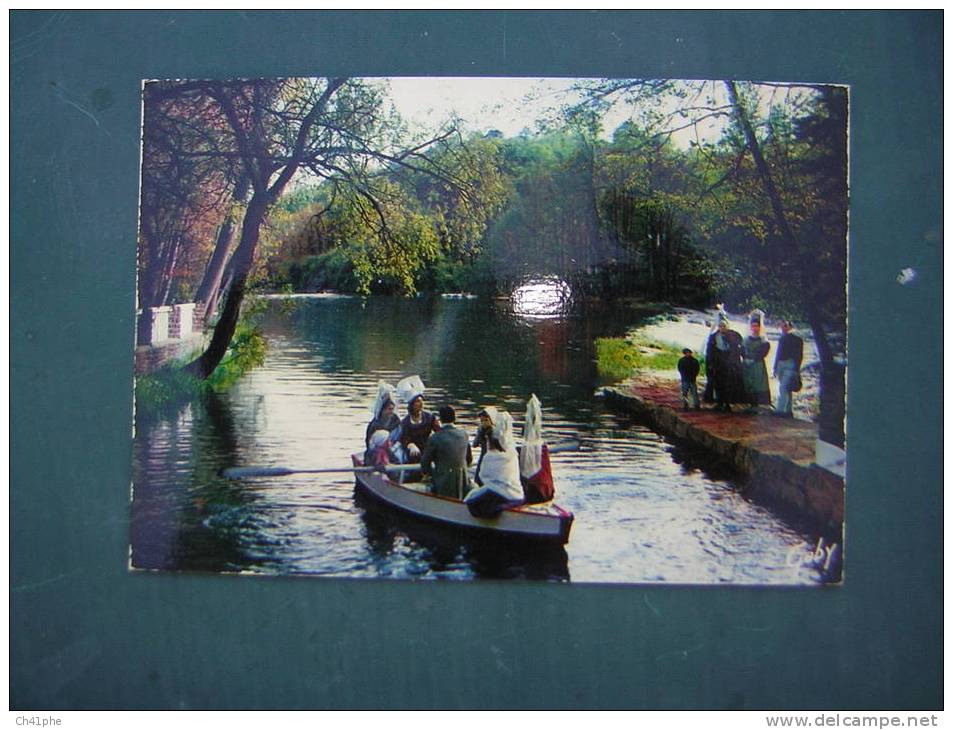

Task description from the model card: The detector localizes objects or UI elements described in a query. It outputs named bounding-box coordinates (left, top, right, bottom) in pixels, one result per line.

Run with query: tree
left=184, top=77, right=348, bottom=378
left=717, top=82, right=846, bottom=444
left=568, top=78, right=849, bottom=444
left=478, top=130, right=621, bottom=291
left=600, top=192, right=693, bottom=300
left=138, top=82, right=235, bottom=309
left=138, top=77, right=459, bottom=379
left=193, top=174, right=250, bottom=322
left=317, top=180, right=443, bottom=295
left=400, top=134, right=510, bottom=265
left=259, top=130, right=513, bottom=296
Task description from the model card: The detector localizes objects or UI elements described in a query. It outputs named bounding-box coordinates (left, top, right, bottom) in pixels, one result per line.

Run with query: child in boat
left=364, top=429, right=393, bottom=472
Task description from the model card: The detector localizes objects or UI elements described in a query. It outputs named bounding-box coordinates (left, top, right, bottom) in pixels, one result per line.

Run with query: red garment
left=522, top=444, right=555, bottom=503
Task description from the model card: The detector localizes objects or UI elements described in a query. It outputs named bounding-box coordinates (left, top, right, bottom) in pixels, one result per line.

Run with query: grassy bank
left=595, top=334, right=704, bottom=381
left=135, top=315, right=268, bottom=416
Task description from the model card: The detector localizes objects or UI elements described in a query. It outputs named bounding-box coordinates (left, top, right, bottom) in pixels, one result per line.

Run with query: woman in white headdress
left=705, top=307, right=745, bottom=411
left=702, top=304, right=725, bottom=404
left=471, top=406, right=499, bottom=473
left=465, top=411, right=524, bottom=517
left=395, top=375, right=439, bottom=463
left=365, top=381, right=401, bottom=447
left=519, top=394, right=555, bottom=503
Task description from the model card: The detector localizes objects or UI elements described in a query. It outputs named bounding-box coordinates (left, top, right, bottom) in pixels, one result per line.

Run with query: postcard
left=130, top=75, right=847, bottom=584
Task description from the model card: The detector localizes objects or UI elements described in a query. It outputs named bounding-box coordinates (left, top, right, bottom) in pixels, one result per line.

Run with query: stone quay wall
left=134, top=302, right=209, bottom=375
left=602, top=382, right=844, bottom=539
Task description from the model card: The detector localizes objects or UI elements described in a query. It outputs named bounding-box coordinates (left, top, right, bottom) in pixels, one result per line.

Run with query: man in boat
left=419, top=405, right=473, bottom=499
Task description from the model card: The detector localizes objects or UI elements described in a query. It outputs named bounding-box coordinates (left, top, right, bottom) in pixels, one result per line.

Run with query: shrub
left=595, top=335, right=696, bottom=381
left=135, top=305, right=269, bottom=415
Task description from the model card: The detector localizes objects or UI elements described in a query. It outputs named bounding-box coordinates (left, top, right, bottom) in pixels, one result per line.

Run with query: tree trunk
left=208, top=256, right=236, bottom=320
left=140, top=225, right=178, bottom=309
left=725, top=80, right=844, bottom=446
left=184, top=194, right=268, bottom=380
left=139, top=239, right=163, bottom=310
left=195, top=175, right=250, bottom=322
left=671, top=231, right=683, bottom=299
left=582, top=137, right=603, bottom=266
left=155, top=233, right=182, bottom=306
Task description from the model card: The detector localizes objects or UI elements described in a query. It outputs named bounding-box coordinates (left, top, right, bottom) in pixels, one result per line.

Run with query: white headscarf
left=475, top=410, right=523, bottom=501
left=749, top=309, right=766, bottom=339
left=519, top=394, right=544, bottom=479
left=492, top=411, right=515, bottom=452
left=479, top=406, right=499, bottom=428
left=715, top=304, right=730, bottom=330
left=396, top=375, right=426, bottom=406
left=368, top=429, right=391, bottom=450
left=370, top=381, right=397, bottom=420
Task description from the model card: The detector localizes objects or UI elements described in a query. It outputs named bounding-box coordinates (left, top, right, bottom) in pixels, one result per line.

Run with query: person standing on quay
left=701, top=304, right=725, bottom=404
left=741, top=310, right=772, bottom=412
left=705, top=311, right=745, bottom=412
left=677, top=348, right=701, bottom=410
left=773, top=320, right=804, bottom=418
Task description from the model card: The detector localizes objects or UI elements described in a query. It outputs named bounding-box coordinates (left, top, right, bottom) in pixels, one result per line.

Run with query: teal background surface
left=10, top=11, right=942, bottom=709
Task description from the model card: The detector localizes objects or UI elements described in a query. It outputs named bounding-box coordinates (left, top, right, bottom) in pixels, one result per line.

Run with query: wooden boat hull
left=351, top=454, right=573, bottom=545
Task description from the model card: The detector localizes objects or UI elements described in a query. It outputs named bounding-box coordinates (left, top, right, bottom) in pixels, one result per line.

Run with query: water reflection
left=130, top=296, right=829, bottom=584
left=355, top=489, right=570, bottom=581
left=130, top=395, right=271, bottom=573
left=511, top=277, right=573, bottom=319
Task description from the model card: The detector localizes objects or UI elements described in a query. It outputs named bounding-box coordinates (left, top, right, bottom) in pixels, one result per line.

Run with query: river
left=130, top=292, right=830, bottom=584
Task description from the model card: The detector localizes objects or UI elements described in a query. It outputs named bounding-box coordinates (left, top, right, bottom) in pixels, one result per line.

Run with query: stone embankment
left=603, top=377, right=844, bottom=539
left=134, top=302, right=209, bottom=375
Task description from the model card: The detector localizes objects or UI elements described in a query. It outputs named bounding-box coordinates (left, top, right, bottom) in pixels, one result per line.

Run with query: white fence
left=136, top=302, right=200, bottom=346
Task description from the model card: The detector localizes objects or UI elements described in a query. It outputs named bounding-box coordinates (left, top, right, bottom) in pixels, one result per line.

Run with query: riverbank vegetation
left=595, top=335, right=695, bottom=382
left=136, top=77, right=847, bottom=443
left=135, top=307, right=267, bottom=416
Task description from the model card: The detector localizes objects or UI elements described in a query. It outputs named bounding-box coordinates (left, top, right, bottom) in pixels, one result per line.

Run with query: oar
left=547, top=440, right=581, bottom=454
left=221, top=464, right=422, bottom=480
left=511, top=440, right=580, bottom=454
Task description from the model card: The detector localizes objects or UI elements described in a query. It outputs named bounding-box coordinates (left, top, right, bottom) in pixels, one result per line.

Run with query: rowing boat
left=350, top=453, right=574, bottom=545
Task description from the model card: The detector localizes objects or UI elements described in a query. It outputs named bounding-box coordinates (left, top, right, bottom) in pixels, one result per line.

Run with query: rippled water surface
left=131, top=295, right=828, bottom=584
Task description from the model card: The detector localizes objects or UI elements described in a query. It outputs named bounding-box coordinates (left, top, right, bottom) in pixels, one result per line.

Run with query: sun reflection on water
left=510, top=277, right=573, bottom=319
